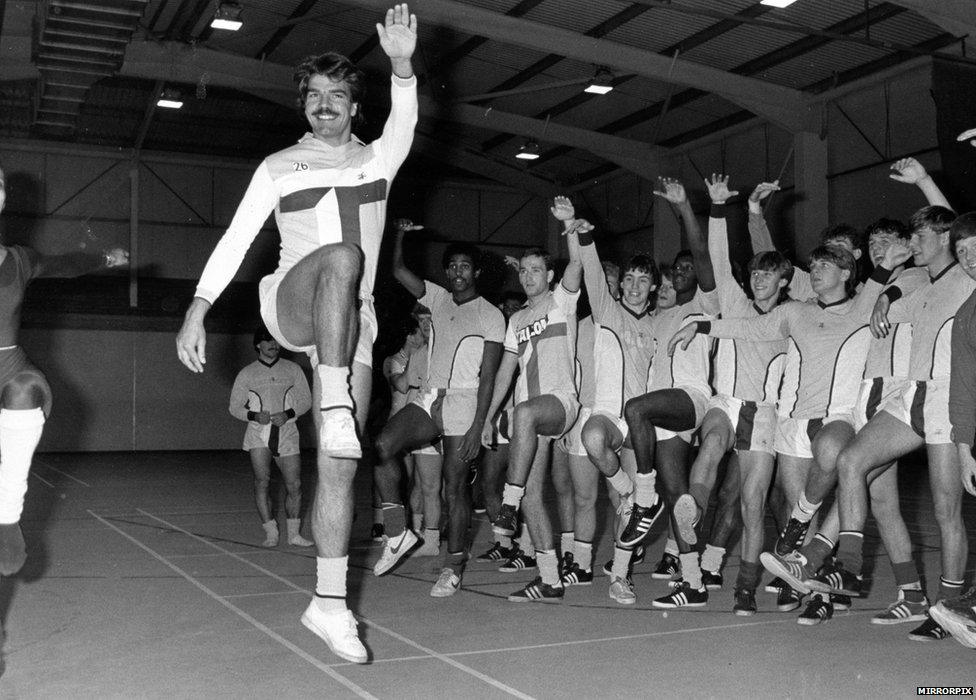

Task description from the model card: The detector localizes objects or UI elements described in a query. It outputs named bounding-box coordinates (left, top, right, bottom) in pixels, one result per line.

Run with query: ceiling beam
left=334, top=0, right=806, bottom=132
left=888, top=0, right=976, bottom=56
left=119, top=41, right=666, bottom=179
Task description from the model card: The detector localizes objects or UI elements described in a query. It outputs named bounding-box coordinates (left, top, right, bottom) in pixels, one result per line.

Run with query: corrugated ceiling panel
left=522, top=0, right=631, bottom=35
left=602, top=7, right=720, bottom=53
left=757, top=40, right=890, bottom=88
left=681, top=23, right=800, bottom=72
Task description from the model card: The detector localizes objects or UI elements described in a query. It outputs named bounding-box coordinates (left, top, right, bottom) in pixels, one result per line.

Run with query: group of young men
left=172, top=1, right=976, bottom=665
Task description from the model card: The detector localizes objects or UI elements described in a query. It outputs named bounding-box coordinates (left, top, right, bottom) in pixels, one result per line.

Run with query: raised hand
left=749, top=181, right=780, bottom=203
left=667, top=323, right=698, bottom=356
left=889, top=157, right=929, bottom=185
left=881, top=239, right=912, bottom=270
left=958, top=128, right=976, bottom=148
left=504, top=255, right=520, bottom=270
left=394, top=218, right=424, bottom=233
left=376, top=4, right=417, bottom=62
left=653, top=177, right=687, bottom=206
left=705, top=173, right=739, bottom=204
left=550, top=195, right=575, bottom=222
left=563, top=218, right=594, bottom=237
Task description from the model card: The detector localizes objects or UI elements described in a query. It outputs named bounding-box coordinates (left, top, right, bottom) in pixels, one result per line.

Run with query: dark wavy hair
left=949, top=212, right=976, bottom=253
left=623, top=254, right=659, bottom=286
left=294, top=52, right=365, bottom=120
left=910, top=205, right=956, bottom=236
left=748, top=251, right=793, bottom=304
left=809, top=244, right=858, bottom=296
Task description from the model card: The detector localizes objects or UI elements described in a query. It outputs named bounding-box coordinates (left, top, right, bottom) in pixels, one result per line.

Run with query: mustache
left=312, top=108, right=340, bottom=118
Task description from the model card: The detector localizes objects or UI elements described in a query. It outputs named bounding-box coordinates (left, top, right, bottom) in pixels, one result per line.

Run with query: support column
left=129, top=159, right=139, bottom=308
left=793, top=131, right=829, bottom=259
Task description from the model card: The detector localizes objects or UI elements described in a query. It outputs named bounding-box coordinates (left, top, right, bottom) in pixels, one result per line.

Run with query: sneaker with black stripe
left=929, top=599, right=976, bottom=649
left=653, top=580, right=708, bottom=608
left=561, top=550, right=575, bottom=574
left=733, top=588, right=757, bottom=616
left=797, top=594, right=833, bottom=625
left=908, top=615, right=950, bottom=642
left=498, top=549, right=536, bottom=572
left=508, top=576, right=564, bottom=603
left=618, top=497, right=666, bottom=548
left=561, top=561, right=594, bottom=586
left=764, top=576, right=786, bottom=593
left=759, top=550, right=815, bottom=595
left=807, top=560, right=862, bottom=597
left=872, top=590, right=927, bottom=624
left=492, top=504, right=519, bottom=538
left=829, top=593, right=852, bottom=611
left=776, top=586, right=803, bottom=612
left=775, top=517, right=810, bottom=557
left=651, top=552, right=681, bottom=580
left=475, top=542, right=514, bottom=563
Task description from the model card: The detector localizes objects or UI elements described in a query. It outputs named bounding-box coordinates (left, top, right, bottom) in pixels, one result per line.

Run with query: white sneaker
left=261, top=522, right=279, bottom=548
left=373, top=529, right=419, bottom=576
left=609, top=575, right=636, bottom=605
left=319, top=409, right=361, bottom=459
left=430, top=568, right=461, bottom=597
left=300, top=604, right=368, bottom=664
left=288, top=534, right=315, bottom=547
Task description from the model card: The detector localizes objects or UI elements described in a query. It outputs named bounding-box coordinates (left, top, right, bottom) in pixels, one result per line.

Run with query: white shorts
left=243, top=421, right=300, bottom=457
left=559, top=407, right=593, bottom=457
left=654, top=387, right=709, bottom=444
left=413, top=388, right=477, bottom=438
left=854, top=376, right=907, bottom=432
left=774, top=413, right=854, bottom=459
left=879, top=379, right=952, bottom=445
left=260, top=272, right=377, bottom=368
left=708, top=394, right=777, bottom=455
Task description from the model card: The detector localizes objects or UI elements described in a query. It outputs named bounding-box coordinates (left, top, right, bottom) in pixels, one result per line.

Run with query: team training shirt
left=580, top=241, right=655, bottom=417
left=0, top=246, right=38, bottom=347
left=419, top=281, right=505, bottom=392
left=708, top=205, right=785, bottom=405
left=949, top=289, right=976, bottom=446
left=229, top=357, right=311, bottom=422
left=504, top=283, right=580, bottom=404
left=862, top=267, right=926, bottom=381
left=705, top=280, right=882, bottom=419
left=885, top=263, right=976, bottom=381
left=195, top=75, right=418, bottom=306
left=576, top=316, right=597, bottom=409
left=648, top=289, right=718, bottom=397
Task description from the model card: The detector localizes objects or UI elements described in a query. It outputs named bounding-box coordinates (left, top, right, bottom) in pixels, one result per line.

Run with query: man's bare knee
left=1, top=373, right=47, bottom=409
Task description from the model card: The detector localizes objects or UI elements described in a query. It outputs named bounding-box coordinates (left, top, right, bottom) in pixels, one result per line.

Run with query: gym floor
left=1, top=450, right=973, bottom=698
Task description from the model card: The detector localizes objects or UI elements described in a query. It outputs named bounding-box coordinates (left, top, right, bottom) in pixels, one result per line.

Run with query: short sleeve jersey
left=862, top=267, right=926, bottom=381
left=195, top=75, right=418, bottom=306
left=0, top=246, right=39, bottom=347
left=419, top=281, right=505, bottom=391
left=504, top=284, right=580, bottom=403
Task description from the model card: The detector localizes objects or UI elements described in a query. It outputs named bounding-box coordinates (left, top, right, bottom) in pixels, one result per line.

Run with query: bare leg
left=926, top=443, right=967, bottom=585
left=551, top=444, right=575, bottom=534
left=441, top=435, right=472, bottom=560
left=277, top=453, right=304, bottom=519
left=249, top=448, right=274, bottom=524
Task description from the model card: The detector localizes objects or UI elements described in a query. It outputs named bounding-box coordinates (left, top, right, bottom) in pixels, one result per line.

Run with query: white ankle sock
left=316, top=365, right=353, bottom=411
left=314, top=555, right=348, bottom=612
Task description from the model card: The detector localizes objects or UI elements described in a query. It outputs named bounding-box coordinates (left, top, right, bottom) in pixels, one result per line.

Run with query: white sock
left=790, top=493, right=821, bottom=524
left=611, top=546, right=633, bottom=580
left=680, top=552, right=703, bottom=590
left=314, top=555, right=348, bottom=613
left=0, top=408, right=44, bottom=523
left=560, top=531, right=575, bottom=556
left=518, top=522, right=533, bottom=552
left=665, top=537, right=679, bottom=557
left=701, top=544, right=725, bottom=573
left=575, top=540, right=593, bottom=571
left=634, top=472, right=657, bottom=507
left=316, top=365, right=353, bottom=411
left=502, top=483, right=525, bottom=507
left=607, top=469, right=633, bottom=497
left=536, top=550, right=560, bottom=586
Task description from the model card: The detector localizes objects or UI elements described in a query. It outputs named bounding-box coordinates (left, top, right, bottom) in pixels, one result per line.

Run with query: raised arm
left=703, top=174, right=740, bottom=284
left=655, top=177, right=714, bottom=292
left=551, top=196, right=582, bottom=293
left=889, top=157, right=952, bottom=210
left=377, top=3, right=416, bottom=79
left=391, top=219, right=425, bottom=298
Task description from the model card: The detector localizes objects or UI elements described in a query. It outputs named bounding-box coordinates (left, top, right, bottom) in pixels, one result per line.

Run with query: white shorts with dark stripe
left=708, top=394, right=777, bottom=455
left=774, top=413, right=854, bottom=459
left=879, top=378, right=952, bottom=445
left=260, top=272, right=377, bottom=368
left=854, top=376, right=908, bottom=432
left=654, top=387, right=710, bottom=444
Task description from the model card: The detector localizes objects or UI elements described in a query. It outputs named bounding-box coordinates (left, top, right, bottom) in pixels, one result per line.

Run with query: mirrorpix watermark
left=917, top=688, right=973, bottom=696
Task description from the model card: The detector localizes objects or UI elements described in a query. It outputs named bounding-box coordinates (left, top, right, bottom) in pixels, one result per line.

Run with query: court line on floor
left=88, top=509, right=377, bottom=700
left=33, top=458, right=91, bottom=487
left=29, top=472, right=54, bottom=488
left=136, top=508, right=536, bottom=700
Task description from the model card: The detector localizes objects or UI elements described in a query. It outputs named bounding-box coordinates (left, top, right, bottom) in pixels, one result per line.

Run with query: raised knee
left=580, top=424, right=604, bottom=455
left=318, top=243, right=363, bottom=280
left=623, top=398, right=643, bottom=425
left=835, top=448, right=859, bottom=477
left=1, top=373, right=46, bottom=409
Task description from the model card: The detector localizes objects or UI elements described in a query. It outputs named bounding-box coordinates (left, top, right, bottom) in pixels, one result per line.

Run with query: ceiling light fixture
left=211, top=2, right=243, bottom=31
left=515, top=141, right=541, bottom=160
left=157, top=88, right=183, bottom=109
left=584, top=68, right=614, bottom=95
left=759, top=0, right=798, bottom=7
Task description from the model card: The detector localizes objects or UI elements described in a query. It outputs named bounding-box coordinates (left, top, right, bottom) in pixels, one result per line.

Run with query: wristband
left=696, top=321, right=711, bottom=335
left=247, top=411, right=257, bottom=421
left=870, top=265, right=893, bottom=285
left=709, top=203, right=729, bottom=218
left=285, top=408, right=296, bottom=420
left=882, top=286, right=902, bottom=303
left=577, top=230, right=594, bottom=246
